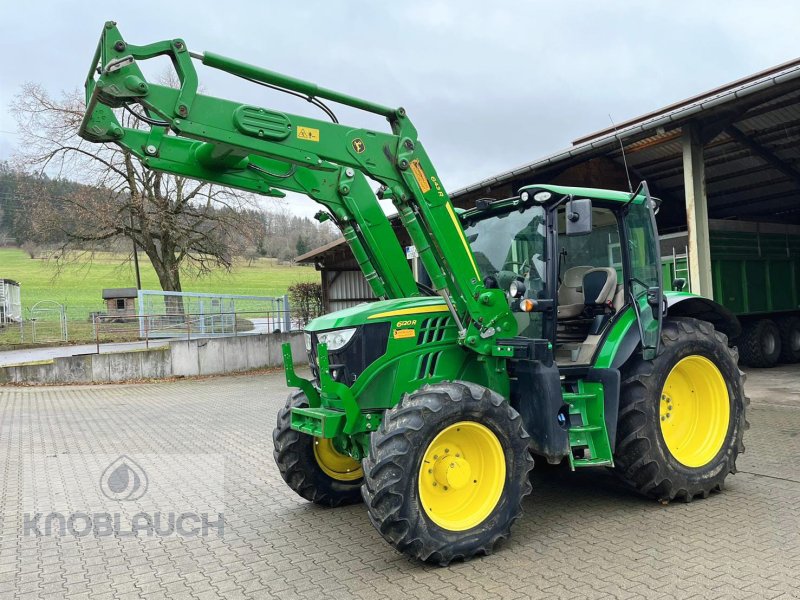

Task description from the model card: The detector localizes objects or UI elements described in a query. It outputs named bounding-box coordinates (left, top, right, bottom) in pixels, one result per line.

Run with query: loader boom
left=79, top=22, right=516, bottom=355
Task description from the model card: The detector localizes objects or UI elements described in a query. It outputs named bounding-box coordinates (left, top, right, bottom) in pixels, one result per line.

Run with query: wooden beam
left=725, top=125, right=800, bottom=186
left=682, top=124, right=714, bottom=298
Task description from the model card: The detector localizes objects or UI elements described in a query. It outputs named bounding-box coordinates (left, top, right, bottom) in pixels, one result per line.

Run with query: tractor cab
left=461, top=183, right=663, bottom=366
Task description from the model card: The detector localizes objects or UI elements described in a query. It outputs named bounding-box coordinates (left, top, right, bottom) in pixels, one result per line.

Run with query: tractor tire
left=776, top=316, right=800, bottom=364
left=614, top=317, right=748, bottom=503
left=737, top=319, right=781, bottom=368
left=272, top=390, right=363, bottom=507
left=362, top=381, right=533, bottom=565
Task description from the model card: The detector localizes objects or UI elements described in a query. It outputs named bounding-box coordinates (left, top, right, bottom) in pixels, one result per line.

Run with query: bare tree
left=11, top=83, right=263, bottom=293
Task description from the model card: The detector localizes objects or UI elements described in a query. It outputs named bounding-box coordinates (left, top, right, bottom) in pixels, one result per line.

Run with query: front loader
left=78, top=23, right=748, bottom=565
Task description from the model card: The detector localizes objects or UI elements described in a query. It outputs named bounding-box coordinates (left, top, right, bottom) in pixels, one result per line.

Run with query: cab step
left=563, top=383, right=614, bottom=470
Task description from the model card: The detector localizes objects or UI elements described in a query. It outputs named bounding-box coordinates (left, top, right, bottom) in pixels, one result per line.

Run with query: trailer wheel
left=272, top=391, right=364, bottom=507
left=737, top=319, right=781, bottom=368
left=614, top=317, right=748, bottom=502
left=362, top=381, right=533, bottom=565
left=776, top=316, right=800, bottom=364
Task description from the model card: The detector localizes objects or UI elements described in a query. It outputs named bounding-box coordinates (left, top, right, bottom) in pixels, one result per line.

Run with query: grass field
left=0, top=247, right=317, bottom=346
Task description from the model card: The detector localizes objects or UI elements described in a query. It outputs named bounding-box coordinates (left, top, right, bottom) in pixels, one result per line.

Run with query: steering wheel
left=502, top=260, right=529, bottom=276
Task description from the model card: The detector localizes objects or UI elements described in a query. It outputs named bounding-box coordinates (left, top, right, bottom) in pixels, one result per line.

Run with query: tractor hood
left=305, top=296, right=449, bottom=331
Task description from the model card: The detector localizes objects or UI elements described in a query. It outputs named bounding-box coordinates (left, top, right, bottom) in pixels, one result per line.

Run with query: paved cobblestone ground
left=1, top=366, right=799, bottom=600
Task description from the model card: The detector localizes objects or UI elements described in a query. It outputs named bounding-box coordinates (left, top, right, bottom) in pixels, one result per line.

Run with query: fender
left=603, top=293, right=740, bottom=372
left=664, top=292, right=741, bottom=340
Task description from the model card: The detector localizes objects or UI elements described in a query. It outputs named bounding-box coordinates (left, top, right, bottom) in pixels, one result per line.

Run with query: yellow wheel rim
left=418, top=421, right=506, bottom=531
left=660, top=355, right=731, bottom=468
left=313, top=438, right=363, bottom=481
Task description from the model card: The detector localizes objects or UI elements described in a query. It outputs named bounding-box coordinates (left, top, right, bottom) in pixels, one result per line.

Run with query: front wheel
left=362, top=381, right=533, bottom=565
left=272, top=391, right=364, bottom=507
left=614, top=317, right=748, bottom=502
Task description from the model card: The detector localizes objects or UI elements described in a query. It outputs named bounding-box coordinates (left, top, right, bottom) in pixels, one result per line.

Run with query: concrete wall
left=0, top=332, right=305, bottom=385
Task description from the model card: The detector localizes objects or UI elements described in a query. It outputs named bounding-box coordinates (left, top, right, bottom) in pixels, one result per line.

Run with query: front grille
left=307, top=322, right=390, bottom=385
left=417, top=316, right=456, bottom=344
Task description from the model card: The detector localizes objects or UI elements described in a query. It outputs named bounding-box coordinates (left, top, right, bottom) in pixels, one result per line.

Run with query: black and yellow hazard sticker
left=409, top=159, right=431, bottom=193
left=297, top=126, right=320, bottom=142
left=352, top=138, right=365, bottom=153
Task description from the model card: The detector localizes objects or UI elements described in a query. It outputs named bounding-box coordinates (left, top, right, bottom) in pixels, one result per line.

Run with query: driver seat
left=582, top=268, right=618, bottom=312
left=557, top=266, right=591, bottom=319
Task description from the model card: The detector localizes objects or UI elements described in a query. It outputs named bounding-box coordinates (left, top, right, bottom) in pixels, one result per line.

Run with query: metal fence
left=136, top=290, right=291, bottom=337
left=91, top=310, right=293, bottom=353
left=0, top=290, right=300, bottom=349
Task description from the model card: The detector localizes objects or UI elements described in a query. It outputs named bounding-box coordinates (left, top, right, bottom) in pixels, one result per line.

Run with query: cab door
left=623, top=183, right=663, bottom=360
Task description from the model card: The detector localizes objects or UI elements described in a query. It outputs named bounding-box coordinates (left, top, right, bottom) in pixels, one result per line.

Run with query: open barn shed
left=297, top=58, right=800, bottom=366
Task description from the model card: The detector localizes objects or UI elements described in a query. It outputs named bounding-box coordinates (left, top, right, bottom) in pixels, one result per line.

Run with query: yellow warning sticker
left=297, top=126, right=320, bottom=142
left=393, top=328, right=416, bottom=340
left=410, top=159, right=431, bottom=193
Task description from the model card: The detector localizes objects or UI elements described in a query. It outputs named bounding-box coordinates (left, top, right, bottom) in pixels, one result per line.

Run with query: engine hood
left=305, top=296, right=449, bottom=331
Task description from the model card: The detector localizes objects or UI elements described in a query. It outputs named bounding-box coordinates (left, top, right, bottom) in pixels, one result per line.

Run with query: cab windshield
left=462, top=206, right=548, bottom=339
left=463, top=206, right=547, bottom=289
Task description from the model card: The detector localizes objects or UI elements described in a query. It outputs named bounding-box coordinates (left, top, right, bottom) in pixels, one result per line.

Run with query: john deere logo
left=352, top=138, right=365, bottom=154
left=99, top=455, right=148, bottom=501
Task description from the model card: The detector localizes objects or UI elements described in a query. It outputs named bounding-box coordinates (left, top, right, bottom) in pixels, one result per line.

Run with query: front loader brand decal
left=409, top=159, right=431, bottom=193
left=393, top=328, right=415, bottom=339
left=352, top=138, right=365, bottom=153
left=297, top=126, right=320, bottom=142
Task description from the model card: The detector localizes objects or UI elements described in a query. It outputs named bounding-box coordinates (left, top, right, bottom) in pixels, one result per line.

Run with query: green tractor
left=79, top=23, right=747, bottom=565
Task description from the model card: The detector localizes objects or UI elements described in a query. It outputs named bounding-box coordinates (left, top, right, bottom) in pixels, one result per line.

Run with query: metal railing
left=91, top=310, right=296, bottom=354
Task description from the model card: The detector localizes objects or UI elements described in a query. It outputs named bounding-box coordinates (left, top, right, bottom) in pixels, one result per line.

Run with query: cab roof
left=518, top=184, right=642, bottom=204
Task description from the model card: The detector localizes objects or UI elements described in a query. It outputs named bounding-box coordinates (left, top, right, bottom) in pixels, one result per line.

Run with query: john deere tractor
left=79, top=23, right=747, bottom=565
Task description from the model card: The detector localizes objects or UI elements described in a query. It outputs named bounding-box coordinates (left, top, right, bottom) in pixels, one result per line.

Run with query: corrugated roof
left=451, top=57, right=800, bottom=200
left=295, top=237, right=347, bottom=263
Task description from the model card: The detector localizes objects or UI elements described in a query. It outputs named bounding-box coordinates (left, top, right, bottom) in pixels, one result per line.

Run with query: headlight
left=509, top=279, right=526, bottom=298
left=316, top=327, right=357, bottom=351
left=304, top=332, right=312, bottom=351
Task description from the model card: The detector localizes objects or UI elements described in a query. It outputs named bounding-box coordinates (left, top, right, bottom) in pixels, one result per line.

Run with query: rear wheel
left=738, top=319, right=781, bottom=368
left=776, top=316, right=800, bottom=364
left=272, top=391, right=364, bottom=507
left=362, top=381, right=533, bottom=565
left=614, top=318, right=748, bottom=502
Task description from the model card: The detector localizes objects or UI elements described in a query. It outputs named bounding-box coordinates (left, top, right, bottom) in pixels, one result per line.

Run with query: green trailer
left=660, top=219, right=800, bottom=367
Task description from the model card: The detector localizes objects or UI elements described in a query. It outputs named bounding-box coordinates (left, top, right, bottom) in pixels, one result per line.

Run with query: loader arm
left=79, top=22, right=516, bottom=355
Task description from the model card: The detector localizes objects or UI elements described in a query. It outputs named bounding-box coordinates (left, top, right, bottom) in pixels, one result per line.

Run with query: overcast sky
left=1, top=1, right=799, bottom=217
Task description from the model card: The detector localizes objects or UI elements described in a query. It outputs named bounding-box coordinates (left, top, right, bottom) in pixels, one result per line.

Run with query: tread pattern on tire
left=614, top=317, right=749, bottom=503
left=361, top=381, right=534, bottom=565
left=738, top=319, right=781, bottom=368
left=272, top=390, right=363, bottom=507
left=775, top=315, right=800, bottom=364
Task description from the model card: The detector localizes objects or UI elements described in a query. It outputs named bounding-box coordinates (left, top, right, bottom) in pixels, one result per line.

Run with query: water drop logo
left=99, top=455, right=148, bottom=501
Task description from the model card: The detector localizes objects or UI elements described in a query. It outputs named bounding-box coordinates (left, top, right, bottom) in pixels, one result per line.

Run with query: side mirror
left=565, top=198, right=592, bottom=236
left=646, top=286, right=661, bottom=307
left=672, top=278, right=686, bottom=292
